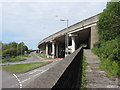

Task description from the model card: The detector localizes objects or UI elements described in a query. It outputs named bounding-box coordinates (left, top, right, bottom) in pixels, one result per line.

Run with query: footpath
left=84, top=49, right=119, bottom=89
left=0, top=52, right=62, bottom=65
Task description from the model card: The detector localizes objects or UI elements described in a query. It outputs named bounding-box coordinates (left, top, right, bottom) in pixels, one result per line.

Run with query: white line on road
left=21, top=69, right=50, bottom=84
left=32, top=69, right=49, bottom=78
left=29, top=69, right=45, bottom=74
left=21, top=78, right=31, bottom=83
left=13, top=74, right=22, bottom=88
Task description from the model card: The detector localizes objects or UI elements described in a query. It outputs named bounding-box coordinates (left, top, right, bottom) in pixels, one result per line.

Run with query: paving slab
left=84, top=49, right=119, bottom=89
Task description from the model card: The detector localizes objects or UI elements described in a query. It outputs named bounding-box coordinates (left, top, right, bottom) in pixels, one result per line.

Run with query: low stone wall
left=26, top=47, right=83, bottom=89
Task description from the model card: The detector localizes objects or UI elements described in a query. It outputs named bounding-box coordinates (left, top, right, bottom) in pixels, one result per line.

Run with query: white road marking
left=29, top=69, right=45, bottom=74
left=21, top=78, right=31, bottom=83
left=32, top=69, right=49, bottom=78
left=13, top=74, right=22, bottom=88
left=21, top=69, right=50, bottom=84
left=29, top=70, right=37, bottom=74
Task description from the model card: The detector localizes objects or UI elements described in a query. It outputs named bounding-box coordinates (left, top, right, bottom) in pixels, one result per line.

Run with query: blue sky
left=1, top=1, right=107, bottom=49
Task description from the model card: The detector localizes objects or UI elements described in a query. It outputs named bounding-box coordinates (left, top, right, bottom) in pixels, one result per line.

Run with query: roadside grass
left=2, top=61, right=51, bottom=73
left=36, top=53, right=52, bottom=59
left=20, top=54, right=30, bottom=57
left=1, top=56, right=26, bottom=63
left=81, top=56, right=88, bottom=90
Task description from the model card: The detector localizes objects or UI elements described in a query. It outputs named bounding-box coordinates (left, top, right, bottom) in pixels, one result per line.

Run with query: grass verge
left=2, top=61, right=51, bottom=73
left=36, top=53, right=52, bottom=59
left=1, top=56, right=26, bottom=63
left=20, top=54, right=30, bottom=57
left=99, top=59, right=120, bottom=77
left=81, top=56, right=88, bottom=90
left=92, top=47, right=120, bottom=77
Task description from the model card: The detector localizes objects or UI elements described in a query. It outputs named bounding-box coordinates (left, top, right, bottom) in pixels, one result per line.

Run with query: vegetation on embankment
left=1, top=42, right=28, bottom=58
left=81, top=56, right=88, bottom=89
left=1, top=56, right=26, bottom=63
left=36, top=53, right=52, bottom=59
left=1, top=41, right=29, bottom=63
left=92, top=39, right=120, bottom=76
left=92, top=1, right=120, bottom=77
left=2, top=61, right=51, bottom=73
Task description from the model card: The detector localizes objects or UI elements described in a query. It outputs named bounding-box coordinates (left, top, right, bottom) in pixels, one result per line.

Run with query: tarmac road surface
left=2, top=69, right=20, bottom=88
left=1, top=59, right=62, bottom=88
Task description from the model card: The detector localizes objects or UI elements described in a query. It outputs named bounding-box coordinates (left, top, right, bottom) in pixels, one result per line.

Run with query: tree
left=9, top=42, right=17, bottom=49
left=97, top=1, right=120, bottom=41
left=17, top=42, right=28, bottom=55
left=2, top=42, right=28, bottom=58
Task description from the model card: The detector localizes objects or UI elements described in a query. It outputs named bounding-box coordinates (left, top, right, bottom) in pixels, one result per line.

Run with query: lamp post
left=60, top=19, right=69, bottom=57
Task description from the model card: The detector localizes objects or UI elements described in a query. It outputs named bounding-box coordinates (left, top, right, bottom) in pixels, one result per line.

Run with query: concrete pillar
left=52, top=41, right=55, bottom=58
left=71, top=36, right=76, bottom=53
left=46, top=43, right=48, bottom=56
left=56, top=44, right=58, bottom=58
left=91, top=25, right=99, bottom=49
left=69, top=34, right=77, bottom=53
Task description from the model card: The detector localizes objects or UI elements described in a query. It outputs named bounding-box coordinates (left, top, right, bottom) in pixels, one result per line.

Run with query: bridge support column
left=56, top=43, right=58, bottom=58
left=46, top=43, right=49, bottom=56
left=91, top=25, right=98, bottom=49
left=52, top=41, right=55, bottom=58
left=69, top=34, right=77, bottom=53
left=72, top=36, right=76, bottom=53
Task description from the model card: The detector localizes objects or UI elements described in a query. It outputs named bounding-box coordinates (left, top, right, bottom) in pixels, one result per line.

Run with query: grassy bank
left=2, top=61, right=51, bottom=73
left=99, top=59, right=120, bottom=77
left=92, top=39, right=120, bottom=77
left=20, top=54, right=30, bottom=57
left=81, top=56, right=88, bottom=89
left=36, top=53, right=52, bottom=59
left=1, top=56, right=26, bottom=63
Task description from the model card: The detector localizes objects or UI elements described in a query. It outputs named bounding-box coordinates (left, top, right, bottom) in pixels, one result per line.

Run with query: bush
left=92, top=38, right=120, bottom=76
left=99, top=59, right=120, bottom=76
left=93, top=39, right=119, bottom=61
left=97, top=2, right=120, bottom=41
left=2, top=48, right=17, bottom=58
left=2, top=42, right=28, bottom=58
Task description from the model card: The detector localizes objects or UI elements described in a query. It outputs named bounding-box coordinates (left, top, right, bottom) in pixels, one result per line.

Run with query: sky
left=1, top=1, right=107, bottom=49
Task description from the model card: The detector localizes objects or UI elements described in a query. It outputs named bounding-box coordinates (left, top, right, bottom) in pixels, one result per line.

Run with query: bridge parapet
left=25, top=47, right=83, bottom=88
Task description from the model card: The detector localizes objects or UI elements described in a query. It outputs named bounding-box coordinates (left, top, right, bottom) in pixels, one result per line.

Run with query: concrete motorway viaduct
left=38, top=14, right=99, bottom=58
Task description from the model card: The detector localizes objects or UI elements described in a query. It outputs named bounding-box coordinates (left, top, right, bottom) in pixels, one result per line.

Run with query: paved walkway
left=0, top=52, right=62, bottom=65
left=84, top=49, right=119, bottom=89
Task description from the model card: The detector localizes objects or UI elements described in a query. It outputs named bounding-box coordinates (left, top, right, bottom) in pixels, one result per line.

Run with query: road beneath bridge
left=1, top=53, right=62, bottom=89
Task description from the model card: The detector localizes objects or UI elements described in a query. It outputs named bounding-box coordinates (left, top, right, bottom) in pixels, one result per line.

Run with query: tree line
left=1, top=42, right=28, bottom=58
